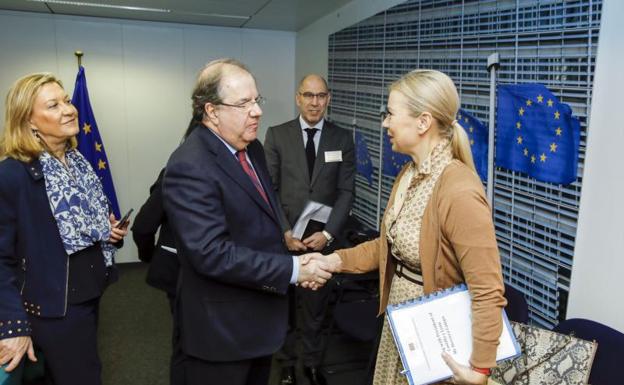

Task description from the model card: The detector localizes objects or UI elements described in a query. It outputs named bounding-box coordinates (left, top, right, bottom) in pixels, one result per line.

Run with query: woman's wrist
left=328, top=252, right=343, bottom=272
left=471, top=366, right=491, bottom=376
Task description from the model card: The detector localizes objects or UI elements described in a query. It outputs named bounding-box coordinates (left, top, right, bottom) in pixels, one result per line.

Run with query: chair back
left=332, top=271, right=381, bottom=342
left=504, top=283, right=529, bottom=323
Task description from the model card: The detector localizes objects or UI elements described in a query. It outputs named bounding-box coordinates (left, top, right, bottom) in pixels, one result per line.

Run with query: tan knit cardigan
left=335, top=159, right=507, bottom=368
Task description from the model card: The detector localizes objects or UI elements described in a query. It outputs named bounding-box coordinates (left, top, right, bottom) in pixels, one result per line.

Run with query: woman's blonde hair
left=389, top=69, right=475, bottom=172
left=1, top=73, right=77, bottom=162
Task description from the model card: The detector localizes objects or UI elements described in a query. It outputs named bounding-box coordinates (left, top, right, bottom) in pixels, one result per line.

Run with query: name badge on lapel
left=324, top=151, right=343, bottom=162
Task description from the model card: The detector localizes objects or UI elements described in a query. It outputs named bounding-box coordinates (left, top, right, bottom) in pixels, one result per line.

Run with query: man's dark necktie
left=304, top=128, right=318, bottom=180
left=236, top=150, right=270, bottom=206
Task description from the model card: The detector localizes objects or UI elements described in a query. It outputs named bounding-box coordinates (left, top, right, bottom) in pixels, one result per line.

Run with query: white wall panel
left=241, top=29, right=296, bottom=140
left=0, top=13, right=58, bottom=89
left=569, top=0, right=624, bottom=332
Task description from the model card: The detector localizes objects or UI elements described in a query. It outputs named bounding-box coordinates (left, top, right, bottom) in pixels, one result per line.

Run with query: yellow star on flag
left=517, top=136, right=523, bottom=144
left=98, top=159, right=107, bottom=170
left=540, top=153, right=547, bottom=162
left=547, top=99, right=554, bottom=107
left=537, top=95, right=544, bottom=103
left=554, top=111, right=560, bottom=119
left=516, top=122, right=522, bottom=129
left=550, top=143, right=557, bottom=152
left=531, top=155, right=536, bottom=163
left=83, top=123, right=92, bottom=134
left=518, top=107, right=525, bottom=116
left=526, top=99, right=533, bottom=106
left=470, top=139, right=474, bottom=145
left=556, top=127, right=562, bottom=136
left=469, top=126, right=474, bottom=133
left=523, top=148, right=529, bottom=156
left=95, top=142, right=102, bottom=152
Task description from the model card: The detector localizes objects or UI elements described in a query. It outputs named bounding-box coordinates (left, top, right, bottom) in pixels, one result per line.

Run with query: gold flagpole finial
left=74, top=51, right=83, bottom=68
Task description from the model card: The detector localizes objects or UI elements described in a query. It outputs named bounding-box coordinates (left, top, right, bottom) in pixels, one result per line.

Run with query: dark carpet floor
left=99, top=263, right=172, bottom=385
left=98, top=263, right=378, bottom=385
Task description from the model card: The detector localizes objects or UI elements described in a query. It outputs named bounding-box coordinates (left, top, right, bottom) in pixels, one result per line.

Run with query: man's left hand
left=108, top=213, right=129, bottom=244
left=303, top=231, right=327, bottom=251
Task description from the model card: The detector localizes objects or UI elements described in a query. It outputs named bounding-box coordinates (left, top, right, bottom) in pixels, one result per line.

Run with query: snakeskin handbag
left=490, top=321, right=597, bottom=385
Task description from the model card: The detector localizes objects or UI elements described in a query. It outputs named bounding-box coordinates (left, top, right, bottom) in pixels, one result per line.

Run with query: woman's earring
left=31, top=128, right=40, bottom=139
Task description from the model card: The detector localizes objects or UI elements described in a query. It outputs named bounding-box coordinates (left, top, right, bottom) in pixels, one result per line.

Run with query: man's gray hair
left=191, top=58, right=250, bottom=121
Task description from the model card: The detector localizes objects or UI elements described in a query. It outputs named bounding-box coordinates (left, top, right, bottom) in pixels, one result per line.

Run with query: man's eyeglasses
left=217, top=95, right=266, bottom=111
left=299, top=92, right=329, bottom=101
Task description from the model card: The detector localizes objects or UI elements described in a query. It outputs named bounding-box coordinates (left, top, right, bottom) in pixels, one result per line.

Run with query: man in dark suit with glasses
left=264, top=74, right=356, bottom=385
left=163, top=60, right=333, bottom=385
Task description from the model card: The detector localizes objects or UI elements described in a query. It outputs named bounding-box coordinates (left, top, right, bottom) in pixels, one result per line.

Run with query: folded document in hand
left=292, top=201, right=332, bottom=240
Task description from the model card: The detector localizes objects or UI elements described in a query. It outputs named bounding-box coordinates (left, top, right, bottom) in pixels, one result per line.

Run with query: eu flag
left=354, top=131, right=373, bottom=186
left=72, top=66, right=121, bottom=218
left=382, top=131, right=411, bottom=177
left=495, top=84, right=580, bottom=184
left=457, top=109, right=488, bottom=182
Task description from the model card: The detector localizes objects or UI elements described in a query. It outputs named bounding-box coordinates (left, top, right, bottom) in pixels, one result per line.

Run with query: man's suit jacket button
left=309, top=189, right=313, bottom=193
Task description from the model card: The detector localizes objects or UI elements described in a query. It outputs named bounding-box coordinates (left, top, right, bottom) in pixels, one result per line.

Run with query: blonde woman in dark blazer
left=0, top=73, right=127, bottom=384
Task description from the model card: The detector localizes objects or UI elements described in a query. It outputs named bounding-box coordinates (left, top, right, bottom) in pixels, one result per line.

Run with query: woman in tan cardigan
left=307, top=70, right=506, bottom=385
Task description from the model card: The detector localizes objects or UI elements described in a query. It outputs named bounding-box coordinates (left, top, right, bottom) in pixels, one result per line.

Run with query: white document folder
left=291, top=200, right=332, bottom=240
left=386, top=284, right=520, bottom=385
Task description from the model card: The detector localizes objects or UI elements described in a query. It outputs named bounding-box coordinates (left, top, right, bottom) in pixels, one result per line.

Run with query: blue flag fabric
left=354, top=131, right=374, bottom=186
left=72, top=66, right=121, bottom=218
left=495, top=84, right=580, bottom=184
left=457, top=109, right=488, bottom=182
left=382, top=131, right=411, bottom=177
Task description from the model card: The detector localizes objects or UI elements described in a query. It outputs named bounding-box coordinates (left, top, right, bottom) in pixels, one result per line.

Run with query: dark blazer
left=0, top=158, right=118, bottom=338
left=131, top=168, right=178, bottom=295
left=162, top=124, right=293, bottom=362
left=264, top=118, right=355, bottom=237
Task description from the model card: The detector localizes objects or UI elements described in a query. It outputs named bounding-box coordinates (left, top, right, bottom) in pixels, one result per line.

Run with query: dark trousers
left=276, top=284, right=331, bottom=368
left=167, top=292, right=185, bottom=385
left=166, top=292, right=176, bottom=315
left=28, top=298, right=101, bottom=385
left=171, top=351, right=271, bottom=385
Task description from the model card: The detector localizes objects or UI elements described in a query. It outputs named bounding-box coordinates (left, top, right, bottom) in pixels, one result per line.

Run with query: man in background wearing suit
left=264, top=74, right=356, bottom=385
left=162, top=59, right=331, bottom=385
left=132, top=120, right=197, bottom=313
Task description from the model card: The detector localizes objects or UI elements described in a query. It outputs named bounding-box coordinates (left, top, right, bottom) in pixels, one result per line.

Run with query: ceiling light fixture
left=172, top=10, right=250, bottom=21
left=26, top=1, right=251, bottom=20
left=26, top=0, right=171, bottom=13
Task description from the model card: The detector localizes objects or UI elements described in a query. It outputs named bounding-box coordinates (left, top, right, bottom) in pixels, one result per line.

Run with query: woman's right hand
left=0, top=336, right=36, bottom=372
left=301, top=252, right=343, bottom=273
left=442, top=352, right=488, bottom=385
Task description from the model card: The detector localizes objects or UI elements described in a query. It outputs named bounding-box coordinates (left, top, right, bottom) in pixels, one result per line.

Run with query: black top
left=67, top=243, right=115, bottom=304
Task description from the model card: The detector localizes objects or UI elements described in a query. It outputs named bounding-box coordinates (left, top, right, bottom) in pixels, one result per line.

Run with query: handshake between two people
left=295, top=252, right=342, bottom=291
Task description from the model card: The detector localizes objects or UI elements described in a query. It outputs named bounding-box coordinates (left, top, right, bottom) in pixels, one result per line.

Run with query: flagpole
left=75, top=50, right=83, bottom=68
left=486, top=53, right=500, bottom=206
left=376, top=105, right=385, bottom=231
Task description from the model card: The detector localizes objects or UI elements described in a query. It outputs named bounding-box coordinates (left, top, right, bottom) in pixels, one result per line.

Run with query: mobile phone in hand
left=115, top=208, right=134, bottom=229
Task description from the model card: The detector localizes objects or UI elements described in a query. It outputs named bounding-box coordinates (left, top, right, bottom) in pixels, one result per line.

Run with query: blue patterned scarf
left=39, top=150, right=116, bottom=266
